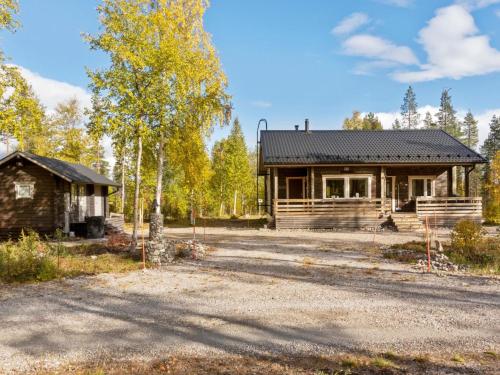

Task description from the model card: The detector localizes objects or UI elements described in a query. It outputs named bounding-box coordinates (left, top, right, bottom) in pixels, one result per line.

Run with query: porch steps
left=389, top=213, right=425, bottom=232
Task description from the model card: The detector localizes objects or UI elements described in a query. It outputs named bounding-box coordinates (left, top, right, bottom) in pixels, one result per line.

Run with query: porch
left=265, top=165, right=483, bottom=230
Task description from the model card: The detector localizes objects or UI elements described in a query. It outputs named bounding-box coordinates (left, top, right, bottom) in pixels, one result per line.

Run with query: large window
left=408, top=176, right=435, bottom=198
left=325, top=179, right=345, bottom=198
left=349, top=178, right=368, bottom=198
left=323, top=175, right=371, bottom=199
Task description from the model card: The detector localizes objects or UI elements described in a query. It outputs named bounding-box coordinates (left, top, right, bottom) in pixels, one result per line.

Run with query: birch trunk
left=233, top=190, right=238, bottom=216
left=120, top=155, right=125, bottom=214
left=131, top=135, right=142, bottom=252
left=154, top=133, right=165, bottom=214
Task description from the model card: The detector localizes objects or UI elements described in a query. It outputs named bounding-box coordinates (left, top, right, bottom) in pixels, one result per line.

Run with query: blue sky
left=1, top=0, right=500, bottom=160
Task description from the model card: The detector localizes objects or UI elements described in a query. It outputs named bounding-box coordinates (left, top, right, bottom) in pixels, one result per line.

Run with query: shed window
left=15, top=183, right=34, bottom=199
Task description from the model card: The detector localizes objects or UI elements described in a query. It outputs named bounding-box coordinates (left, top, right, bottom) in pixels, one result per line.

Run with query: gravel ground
left=0, top=227, right=499, bottom=373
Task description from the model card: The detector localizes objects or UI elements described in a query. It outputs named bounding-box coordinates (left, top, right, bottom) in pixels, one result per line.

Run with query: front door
left=287, top=177, right=305, bottom=199
left=386, top=176, right=396, bottom=212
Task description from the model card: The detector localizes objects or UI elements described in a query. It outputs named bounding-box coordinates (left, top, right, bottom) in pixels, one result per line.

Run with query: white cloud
left=343, top=34, right=418, bottom=65
left=251, top=100, right=272, bottom=108
left=456, top=0, right=500, bottom=10
left=496, top=8, right=500, bottom=17
left=331, top=13, right=370, bottom=36
left=377, top=0, right=413, bottom=7
left=370, top=105, right=499, bottom=147
left=393, top=5, right=500, bottom=82
left=14, top=65, right=92, bottom=113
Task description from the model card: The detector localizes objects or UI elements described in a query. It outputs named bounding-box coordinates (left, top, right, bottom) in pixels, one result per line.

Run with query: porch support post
left=311, top=167, right=315, bottom=200
left=266, top=168, right=271, bottom=214
left=447, top=167, right=454, bottom=197
left=381, top=167, right=386, bottom=212
left=465, top=166, right=470, bottom=197
left=274, top=167, right=278, bottom=202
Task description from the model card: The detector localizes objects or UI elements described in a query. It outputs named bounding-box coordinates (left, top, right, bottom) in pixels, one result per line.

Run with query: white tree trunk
left=131, top=135, right=142, bottom=252
left=120, top=155, right=125, bottom=214
left=233, top=190, right=238, bottom=216
left=154, top=134, right=164, bottom=214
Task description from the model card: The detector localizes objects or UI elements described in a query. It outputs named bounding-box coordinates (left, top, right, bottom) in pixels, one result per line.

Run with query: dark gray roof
left=0, top=152, right=120, bottom=187
left=260, top=129, right=486, bottom=165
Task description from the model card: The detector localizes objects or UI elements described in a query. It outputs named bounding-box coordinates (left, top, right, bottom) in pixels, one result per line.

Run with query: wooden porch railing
left=274, top=198, right=385, bottom=215
left=415, top=197, right=482, bottom=225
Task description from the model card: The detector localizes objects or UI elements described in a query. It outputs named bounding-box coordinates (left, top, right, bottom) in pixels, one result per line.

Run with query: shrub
left=0, top=230, right=58, bottom=282
left=450, top=220, right=485, bottom=254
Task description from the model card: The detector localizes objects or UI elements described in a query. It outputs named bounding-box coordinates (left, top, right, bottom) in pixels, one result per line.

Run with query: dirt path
left=0, top=228, right=499, bottom=373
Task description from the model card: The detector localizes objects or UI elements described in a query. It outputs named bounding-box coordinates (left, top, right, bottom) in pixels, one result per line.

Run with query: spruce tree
left=400, top=86, right=420, bottom=129
left=362, top=112, right=383, bottom=130
left=392, top=119, right=402, bottom=130
left=423, top=111, right=437, bottom=129
left=481, top=115, right=500, bottom=161
left=436, top=89, right=462, bottom=139
left=462, top=111, right=479, bottom=149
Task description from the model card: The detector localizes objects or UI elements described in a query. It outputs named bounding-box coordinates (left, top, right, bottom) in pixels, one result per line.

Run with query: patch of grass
left=451, top=354, right=465, bottom=363
left=383, top=351, right=399, bottom=360
left=371, top=357, right=398, bottom=369
left=58, top=253, right=142, bottom=278
left=390, top=240, right=427, bottom=253
left=483, top=351, right=497, bottom=359
left=413, top=354, right=430, bottom=363
left=341, top=356, right=362, bottom=368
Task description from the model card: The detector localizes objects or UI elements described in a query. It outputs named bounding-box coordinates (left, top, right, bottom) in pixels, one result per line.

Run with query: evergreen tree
left=423, top=111, right=437, bottom=129
left=362, top=112, right=383, bottom=130
left=392, top=118, right=402, bottom=130
left=481, top=115, right=500, bottom=161
left=462, top=111, right=479, bottom=149
left=436, top=89, right=462, bottom=138
left=400, top=86, right=419, bottom=129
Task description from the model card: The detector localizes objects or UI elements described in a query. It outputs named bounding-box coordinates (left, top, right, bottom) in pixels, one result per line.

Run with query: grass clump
left=0, top=230, right=141, bottom=284
left=371, top=357, right=398, bottom=369
left=451, top=354, right=465, bottom=363
left=302, top=257, right=315, bottom=267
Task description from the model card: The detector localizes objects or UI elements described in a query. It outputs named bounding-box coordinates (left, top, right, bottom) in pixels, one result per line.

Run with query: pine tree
left=423, top=111, right=437, bottom=129
left=362, top=112, right=383, bottom=130
left=400, top=86, right=420, bottom=129
left=462, top=111, right=479, bottom=149
left=436, top=89, right=462, bottom=139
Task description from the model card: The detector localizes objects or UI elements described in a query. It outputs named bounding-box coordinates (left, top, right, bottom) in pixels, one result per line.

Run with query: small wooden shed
left=0, top=151, right=120, bottom=238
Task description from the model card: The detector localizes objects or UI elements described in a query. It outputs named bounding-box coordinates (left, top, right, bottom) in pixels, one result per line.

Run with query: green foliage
left=481, top=115, right=499, bottom=162
left=436, top=89, right=462, bottom=139
left=483, top=151, right=500, bottom=224
left=0, top=0, right=18, bottom=31
left=392, top=118, right=402, bottom=130
left=400, top=85, right=419, bottom=129
left=448, top=220, right=500, bottom=271
left=423, top=111, right=437, bottom=129
left=0, top=230, right=57, bottom=283
left=462, top=111, right=478, bottom=149
left=343, top=111, right=382, bottom=130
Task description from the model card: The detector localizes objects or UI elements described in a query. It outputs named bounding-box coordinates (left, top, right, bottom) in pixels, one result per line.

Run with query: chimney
left=294, top=125, right=299, bottom=131
left=305, top=118, right=310, bottom=133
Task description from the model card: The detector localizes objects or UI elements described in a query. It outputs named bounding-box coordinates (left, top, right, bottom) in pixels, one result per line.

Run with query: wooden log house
left=258, top=122, right=487, bottom=230
left=0, top=152, right=121, bottom=238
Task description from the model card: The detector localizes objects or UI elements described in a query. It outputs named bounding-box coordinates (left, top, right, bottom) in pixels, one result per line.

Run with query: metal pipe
left=256, top=119, right=268, bottom=212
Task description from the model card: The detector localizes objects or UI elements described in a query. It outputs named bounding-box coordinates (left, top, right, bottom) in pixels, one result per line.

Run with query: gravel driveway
left=0, top=228, right=499, bottom=373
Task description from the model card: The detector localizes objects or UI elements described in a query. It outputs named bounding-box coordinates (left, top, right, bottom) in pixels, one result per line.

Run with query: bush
left=450, top=220, right=485, bottom=254
left=449, top=220, right=500, bottom=271
left=0, top=230, right=58, bottom=283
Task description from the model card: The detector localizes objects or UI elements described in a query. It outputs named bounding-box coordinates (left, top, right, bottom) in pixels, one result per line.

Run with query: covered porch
left=264, top=165, right=482, bottom=230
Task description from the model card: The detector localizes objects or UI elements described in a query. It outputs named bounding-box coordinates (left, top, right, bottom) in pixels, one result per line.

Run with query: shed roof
left=260, top=129, right=486, bottom=166
left=0, top=152, right=120, bottom=187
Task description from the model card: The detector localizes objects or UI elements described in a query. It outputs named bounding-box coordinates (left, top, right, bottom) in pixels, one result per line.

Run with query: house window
left=323, top=175, right=372, bottom=199
left=408, top=176, right=435, bottom=198
left=349, top=178, right=368, bottom=198
left=15, top=183, right=34, bottom=199
left=325, top=178, right=345, bottom=198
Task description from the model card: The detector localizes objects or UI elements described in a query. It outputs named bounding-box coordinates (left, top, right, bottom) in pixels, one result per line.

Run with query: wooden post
left=381, top=167, right=386, bottom=213
left=464, top=166, right=470, bottom=197
left=447, top=167, right=453, bottom=197
left=266, top=168, right=271, bottom=215
left=274, top=167, right=278, bottom=204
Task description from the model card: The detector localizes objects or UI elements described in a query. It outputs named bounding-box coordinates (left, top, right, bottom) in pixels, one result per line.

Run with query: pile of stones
left=145, top=238, right=208, bottom=266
